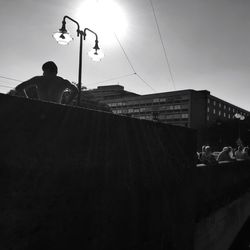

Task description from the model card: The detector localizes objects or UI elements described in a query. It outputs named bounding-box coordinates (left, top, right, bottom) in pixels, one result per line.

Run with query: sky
left=1, top=0, right=250, bottom=110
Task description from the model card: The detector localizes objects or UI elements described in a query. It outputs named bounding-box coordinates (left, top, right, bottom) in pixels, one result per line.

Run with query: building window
left=113, top=110, right=122, bottom=114
left=224, top=112, right=226, bottom=117
left=145, top=115, right=153, bottom=120
left=207, top=107, right=210, bottom=113
left=229, top=107, right=231, bottom=111
left=213, top=109, right=216, bottom=114
left=181, top=104, right=189, bottom=109
left=109, top=103, right=117, bottom=107
left=140, top=107, right=146, bottom=112
left=166, top=114, right=183, bottom=119
left=116, top=102, right=124, bottom=106
left=219, top=111, right=221, bottom=116
left=174, top=105, right=181, bottom=110
left=228, top=114, right=231, bottom=119
left=224, top=105, right=226, bottom=109
left=207, top=115, right=209, bottom=121
left=181, top=114, right=189, bottom=119
left=213, top=101, right=216, bottom=106
left=219, top=103, right=221, bottom=108
left=207, top=98, right=210, bottom=104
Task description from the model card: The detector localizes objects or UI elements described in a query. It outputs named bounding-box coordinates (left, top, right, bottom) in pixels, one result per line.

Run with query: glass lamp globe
left=53, top=30, right=73, bottom=45
left=88, top=49, right=104, bottom=62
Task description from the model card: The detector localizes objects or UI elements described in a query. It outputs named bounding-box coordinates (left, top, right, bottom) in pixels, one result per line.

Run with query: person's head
left=238, top=145, right=243, bottom=151
left=228, top=146, right=234, bottom=157
left=243, top=147, right=249, bottom=154
left=205, top=146, right=211, bottom=153
left=222, top=146, right=229, bottom=152
left=42, top=61, right=58, bottom=76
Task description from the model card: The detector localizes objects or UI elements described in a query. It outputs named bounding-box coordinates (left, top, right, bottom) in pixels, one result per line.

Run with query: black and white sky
left=1, top=0, right=250, bottom=110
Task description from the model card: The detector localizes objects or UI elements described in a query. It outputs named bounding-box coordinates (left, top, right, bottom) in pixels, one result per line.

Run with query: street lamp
left=53, top=15, right=104, bottom=106
left=234, top=113, right=245, bottom=145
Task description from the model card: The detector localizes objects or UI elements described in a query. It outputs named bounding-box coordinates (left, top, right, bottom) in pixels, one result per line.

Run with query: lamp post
left=53, top=16, right=104, bottom=106
left=234, top=113, right=245, bottom=145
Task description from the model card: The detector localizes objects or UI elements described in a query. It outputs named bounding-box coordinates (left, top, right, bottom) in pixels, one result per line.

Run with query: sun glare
left=75, top=0, right=128, bottom=45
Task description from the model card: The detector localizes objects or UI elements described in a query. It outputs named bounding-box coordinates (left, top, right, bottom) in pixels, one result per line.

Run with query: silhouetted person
left=242, top=147, right=250, bottom=160
left=200, top=146, right=217, bottom=166
left=198, top=145, right=206, bottom=163
left=217, top=146, right=234, bottom=162
left=15, top=61, right=78, bottom=104
left=235, top=145, right=244, bottom=160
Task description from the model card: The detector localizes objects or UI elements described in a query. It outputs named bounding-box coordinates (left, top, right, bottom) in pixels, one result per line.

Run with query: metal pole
left=238, top=119, right=241, bottom=140
left=77, top=32, right=83, bottom=106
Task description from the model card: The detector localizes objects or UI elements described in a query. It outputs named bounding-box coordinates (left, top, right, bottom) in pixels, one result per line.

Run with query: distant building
left=86, top=85, right=139, bottom=101
left=85, top=85, right=250, bottom=130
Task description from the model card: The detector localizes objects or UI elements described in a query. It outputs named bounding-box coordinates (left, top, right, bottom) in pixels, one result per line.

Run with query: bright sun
left=75, top=0, right=128, bottom=46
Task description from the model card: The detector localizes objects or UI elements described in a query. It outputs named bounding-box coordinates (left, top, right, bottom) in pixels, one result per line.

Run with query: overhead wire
left=0, top=79, right=16, bottom=85
left=135, top=73, right=157, bottom=91
left=114, top=32, right=156, bottom=92
left=0, top=75, right=22, bottom=82
left=88, top=72, right=136, bottom=86
left=0, top=84, right=12, bottom=89
left=114, top=33, right=137, bottom=74
left=149, top=0, right=176, bottom=90
left=0, top=75, right=21, bottom=92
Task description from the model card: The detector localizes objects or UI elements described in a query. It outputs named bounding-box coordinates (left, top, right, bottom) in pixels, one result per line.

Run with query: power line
left=0, top=80, right=15, bottom=87
left=0, top=75, right=22, bottom=82
left=149, top=0, right=176, bottom=90
left=88, top=73, right=136, bottom=85
left=114, top=33, right=137, bottom=74
left=114, top=32, right=156, bottom=92
left=0, top=84, right=12, bottom=89
left=135, top=73, right=156, bottom=92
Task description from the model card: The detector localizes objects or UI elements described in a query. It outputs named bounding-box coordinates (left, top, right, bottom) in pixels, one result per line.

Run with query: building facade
left=85, top=85, right=249, bottom=130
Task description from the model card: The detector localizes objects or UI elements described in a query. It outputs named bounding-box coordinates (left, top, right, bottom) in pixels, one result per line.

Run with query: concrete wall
left=194, top=162, right=250, bottom=250
left=195, top=161, right=250, bottom=221
left=1, top=94, right=250, bottom=250
left=0, top=94, right=196, bottom=250
left=194, top=192, right=250, bottom=250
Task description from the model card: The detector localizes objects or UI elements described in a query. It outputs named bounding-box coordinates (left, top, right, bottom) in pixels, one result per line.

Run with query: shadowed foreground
left=1, top=94, right=250, bottom=250
left=0, top=94, right=196, bottom=250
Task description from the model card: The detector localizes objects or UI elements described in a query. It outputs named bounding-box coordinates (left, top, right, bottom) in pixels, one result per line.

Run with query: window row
left=207, top=99, right=248, bottom=116
left=134, top=113, right=189, bottom=121
left=108, top=96, right=190, bottom=107
left=207, top=107, right=248, bottom=118
left=112, top=104, right=189, bottom=114
left=160, top=113, right=189, bottom=119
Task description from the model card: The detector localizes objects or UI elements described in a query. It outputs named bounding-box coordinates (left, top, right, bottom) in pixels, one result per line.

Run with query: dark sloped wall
left=0, top=94, right=197, bottom=250
left=195, top=161, right=250, bottom=221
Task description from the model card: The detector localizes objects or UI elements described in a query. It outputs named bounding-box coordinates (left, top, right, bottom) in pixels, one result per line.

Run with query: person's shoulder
left=55, top=76, right=70, bottom=83
left=63, top=78, right=72, bottom=84
left=29, top=75, right=47, bottom=84
left=61, top=77, right=75, bottom=87
left=25, top=76, right=41, bottom=82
